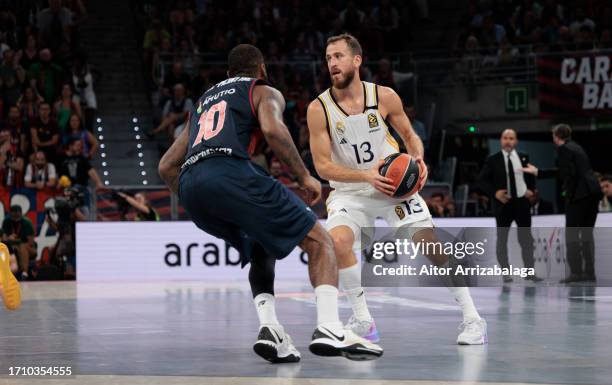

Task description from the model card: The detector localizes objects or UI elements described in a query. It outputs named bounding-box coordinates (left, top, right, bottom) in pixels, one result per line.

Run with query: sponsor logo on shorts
left=368, top=113, right=378, bottom=128
left=395, top=206, right=405, bottom=219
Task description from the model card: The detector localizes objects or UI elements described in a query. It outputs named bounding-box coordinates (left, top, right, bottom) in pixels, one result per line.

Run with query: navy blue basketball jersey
left=182, top=77, right=266, bottom=169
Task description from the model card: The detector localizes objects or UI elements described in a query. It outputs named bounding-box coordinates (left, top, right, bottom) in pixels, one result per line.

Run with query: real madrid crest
left=395, top=205, right=405, bottom=219
left=367, top=113, right=378, bottom=128
left=335, top=121, right=345, bottom=135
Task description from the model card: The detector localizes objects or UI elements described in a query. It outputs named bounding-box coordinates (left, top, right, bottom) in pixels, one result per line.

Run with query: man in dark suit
left=552, top=124, right=601, bottom=283
left=479, top=129, right=540, bottom=283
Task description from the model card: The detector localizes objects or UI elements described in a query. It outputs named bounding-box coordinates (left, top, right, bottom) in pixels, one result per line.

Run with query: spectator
left=0, top=128, right=25, bottom=188
left=480, top=15, right=507, bottom=48
left=53, top=83, right=82, bottom=133
left=37, top=0, right=72, bottom=51
left=30, top=102, right=60, bottom=164
left=1, top=205, right=36, bottom=280
left=15, top=34, right=39, bottom=71
left=24, top=150, right=57, bottom=190
left=116, top=191, right=160, bottom=221
left=62, top=113, right=97, bottom=159
left=373, top=58, right=413, bottom=91
left=513, top=11, right=539, bottom=44
left=57, top=138, right=103, bottom=189
left=373, top=0, right=400, bottom=50
left=162, top=60, right=191, bottom=100
left=16, top=85, right=44, bottom=126
left=599, top=174, right=612, bottom=212
left=456, top=35, right=484, bottom=83
left=339, top=1, right=365, bottom=32
left=428, top=192, right=456, bottom=217
left=150, top=83, right=192, bottom=140
left=1, top=49, right=26, bottom=109
left=496, top=37, right=520, bottom=67
left=143, top=19, right=171, bottom=53
left=62, top=0, right=88, bottom=30
left=71, top=53, right=97, bottom=131
left=575, top=25, right=596, bottom=51
left=269, top=158, right=298, bottom=188
left=2, top=106, right=28, bottom=156
left=527, top=189, right=554, bottom=215
left=28, top=49, right=65, bottom=103
left=569, top=8, right=596, bottom=36
left=0, top=8, right=17, bottom=49
left=151, top=36, right=174, bottom=89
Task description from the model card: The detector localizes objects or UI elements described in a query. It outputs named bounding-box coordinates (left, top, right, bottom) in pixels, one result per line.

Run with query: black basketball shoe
left=253, top=325, right=300, bottom=363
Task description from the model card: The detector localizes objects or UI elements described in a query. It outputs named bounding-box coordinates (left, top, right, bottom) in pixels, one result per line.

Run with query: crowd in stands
left=0, top=0, right=101, bottom=193
left=455, top=0, right=612, bottom=79
left=140, top=0, right=424, bottom=181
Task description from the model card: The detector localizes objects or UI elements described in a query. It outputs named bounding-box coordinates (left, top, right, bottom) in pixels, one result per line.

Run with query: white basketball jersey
left=317, top=81, right=400, bottom=195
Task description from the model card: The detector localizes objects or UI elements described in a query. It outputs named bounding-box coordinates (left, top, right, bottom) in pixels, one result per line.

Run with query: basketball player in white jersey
left=308, top=34, right=487, bottom=345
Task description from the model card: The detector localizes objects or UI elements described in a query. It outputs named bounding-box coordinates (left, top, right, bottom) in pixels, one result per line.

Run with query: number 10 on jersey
left=192, top=101, right=227, bottom=147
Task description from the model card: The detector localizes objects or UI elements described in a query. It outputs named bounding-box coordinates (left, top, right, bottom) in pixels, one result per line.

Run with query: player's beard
left=331, top=68, right=355, bottom=89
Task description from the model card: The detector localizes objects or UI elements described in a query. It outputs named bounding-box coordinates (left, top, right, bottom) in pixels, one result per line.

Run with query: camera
left=48, top=187, right=86, bottom=225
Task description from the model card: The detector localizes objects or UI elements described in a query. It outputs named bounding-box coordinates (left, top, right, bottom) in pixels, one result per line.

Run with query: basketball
left=379, top=153, right=421, bottom=198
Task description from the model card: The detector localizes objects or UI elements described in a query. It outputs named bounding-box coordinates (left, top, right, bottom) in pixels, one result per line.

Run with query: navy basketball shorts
left=179, top=157, right=317, bottom=266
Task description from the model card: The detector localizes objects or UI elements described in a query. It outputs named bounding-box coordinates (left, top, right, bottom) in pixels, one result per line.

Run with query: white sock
left=314, top=285, right=342, bottom=329
left=253, top=293, right=280, bottom=327
left=448, top=286, right=481, bottom=322
left=339, top=264, right=372, bottom=321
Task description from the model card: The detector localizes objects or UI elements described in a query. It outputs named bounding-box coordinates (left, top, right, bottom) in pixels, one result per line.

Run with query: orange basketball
left=378, top=153, right=421, bottom=198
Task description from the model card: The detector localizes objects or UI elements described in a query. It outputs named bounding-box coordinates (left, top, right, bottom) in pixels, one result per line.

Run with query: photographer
left=115, top=191, right=159, bottom=221
left=46, top=187, right=87, bottom=279
left=1, top=206, right=36, bottom=280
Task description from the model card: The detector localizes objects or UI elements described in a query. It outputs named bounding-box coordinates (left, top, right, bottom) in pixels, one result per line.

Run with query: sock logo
left=357, top=291, right=364, bottom=298
left=258, top=300, right=266, bottom=307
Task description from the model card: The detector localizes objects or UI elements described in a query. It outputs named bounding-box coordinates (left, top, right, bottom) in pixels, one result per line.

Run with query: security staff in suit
left=551, top=124, right=601, bottom=283
left=479, top=129, right=541, bottom=283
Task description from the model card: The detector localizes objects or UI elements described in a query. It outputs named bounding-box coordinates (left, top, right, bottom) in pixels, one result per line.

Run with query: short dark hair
left=227, top=44, right=264, bottom=77
left=602, top=174, right=612, bottom=183
left=552, top=124, right=572, bottom=141
left=326, top=33, right=362, bottom=57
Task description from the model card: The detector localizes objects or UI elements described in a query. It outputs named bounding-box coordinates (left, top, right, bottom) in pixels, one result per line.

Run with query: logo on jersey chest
left=335, top=121, right=345, bottom=135
left=367, top=113, right=379, bottom=128
left=395, top=205, right=405, bottom=219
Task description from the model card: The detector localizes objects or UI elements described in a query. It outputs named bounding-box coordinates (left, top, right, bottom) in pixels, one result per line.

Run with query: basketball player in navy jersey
left=159, top=44, right=382, bottom=363
left=308, top=34, right=487, bottom=345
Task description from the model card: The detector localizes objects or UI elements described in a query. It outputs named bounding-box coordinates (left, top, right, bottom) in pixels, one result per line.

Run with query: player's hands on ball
left=415, top=157, right=428, bottom=191
left=495, top=189, right=510, bottom=204
left=368, top=159, right=395, bottom=196
left=298, top=175, right=322, bottom=205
